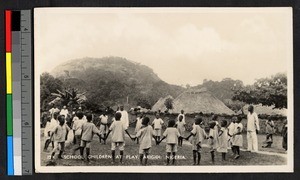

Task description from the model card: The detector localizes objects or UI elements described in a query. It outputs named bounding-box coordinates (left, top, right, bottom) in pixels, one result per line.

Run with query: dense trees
left=40, top=72, right=63, bottom=111
left=232, top=73, right=287, bottom=109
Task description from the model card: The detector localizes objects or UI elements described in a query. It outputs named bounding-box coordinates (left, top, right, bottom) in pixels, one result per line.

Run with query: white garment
left=49, top=118, right=59, bottom=132
left=247, top=131, right=258, bottom=152
left=247, top=112, right=260, bottom=131
left=117, top=110, right=129, bottom=129
left=227, top=122, right=236, bottom=136
left=49, top=108, right=60, bottom=118
left=99, top=115, right=108, bottom=124
left=177, top=113, right=186, bottom=124
left=247, top=112, right=259, bottom=152
left=60, top=109, right=69, bottom=117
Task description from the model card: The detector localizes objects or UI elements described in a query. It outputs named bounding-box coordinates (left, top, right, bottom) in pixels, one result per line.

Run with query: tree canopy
left=232, top=73, right=287, bottom=109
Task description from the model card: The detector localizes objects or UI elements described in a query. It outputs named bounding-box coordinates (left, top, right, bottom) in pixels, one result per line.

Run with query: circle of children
left=43, top=104, right=287, bottom=166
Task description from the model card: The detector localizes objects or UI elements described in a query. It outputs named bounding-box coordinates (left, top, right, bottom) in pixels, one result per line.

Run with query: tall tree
left=164, top=97, right=174, bottom=112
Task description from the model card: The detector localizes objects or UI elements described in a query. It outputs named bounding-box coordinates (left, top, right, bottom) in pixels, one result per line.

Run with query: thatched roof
left=172, top=88, right=235, bottom=115
left=151, top=95, right=173, bottom=112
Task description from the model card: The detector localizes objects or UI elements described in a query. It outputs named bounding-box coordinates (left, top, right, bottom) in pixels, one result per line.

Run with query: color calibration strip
left=6, top=10, right=14, bottom=176
left=5, top=10, right=33, bottom=176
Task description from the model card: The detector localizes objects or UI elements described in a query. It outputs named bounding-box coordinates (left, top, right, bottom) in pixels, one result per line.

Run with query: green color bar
left=7, top=94, right=13, bottom=136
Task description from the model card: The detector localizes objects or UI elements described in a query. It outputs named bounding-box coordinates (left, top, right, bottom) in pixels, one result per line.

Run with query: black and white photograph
left=34, top=8, right=293, bottom=173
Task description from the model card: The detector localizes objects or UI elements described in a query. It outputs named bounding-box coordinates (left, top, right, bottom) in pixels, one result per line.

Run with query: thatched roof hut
left=172, top=88, right=235, bottom=115
left=151, top=95, right=173, bottom=112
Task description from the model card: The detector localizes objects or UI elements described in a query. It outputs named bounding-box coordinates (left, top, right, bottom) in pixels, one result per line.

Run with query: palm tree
left=49, top=87, right=87, bottom=108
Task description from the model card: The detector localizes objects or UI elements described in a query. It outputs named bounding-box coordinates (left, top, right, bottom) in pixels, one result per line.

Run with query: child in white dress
left=217, top=120, right=228, bottom=161
left=105, top=112, right=133, bottom=164
left=50, top=115, right=70, bottom=160
left=175, top=115, right=186, bottom=146
left=158, top=120, right=181, bottom=165
left=185, top=117, right=206, bottom=165
left=134, top=113, right=144, bottom=144
left=43, top=116, right=52, bottom=151
left=227, top=116, right=237, bottom=155
left=99, top=112, right=109, bottom=144
left=152, top=113, right=164, bottom=145
left=232, top=116, right=243, bottom=159
left=135, top=116, right=155, bottom=165
left=208, top=121, right=218, bottom=164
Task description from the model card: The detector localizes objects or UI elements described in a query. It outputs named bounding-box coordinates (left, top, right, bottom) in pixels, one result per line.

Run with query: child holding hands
left=50, top=115, right=70, bottom=160
left=158, top=120, right=182, bottom=165
left=135, top=116, right=156, bottom=165
left=185, top=117, right=206, bottom=165
left=105, top=112, right=134, bottom=164
left=232, top=116, right=243, bottom=159
left=217, top=120, right=229, bottom=161
left=79, top=113, right=101, bottom=161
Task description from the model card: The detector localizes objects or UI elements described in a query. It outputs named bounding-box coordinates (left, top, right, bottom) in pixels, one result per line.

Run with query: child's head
left=76, top=111, right=84, bottom=119
left=115, top=112, right=122, bottom=121
left=168, top=119, right=176, bottom=127
left=58, top=115, right=65, bottom=125
left=194, top=117, right=203, bottom=125
left=232, top=116, right=237, bottom=123
left=220, top=120, right=228, bottom=127
left=236, top=116, right=242, bottom=123
left=181, top=110, right=184, bottom=114
left=142, top=117, right=150, bottom=126
left=86, top=113, right=93, bottom=122
left=179, top=115, right=183, bottom=122
left=155, top=113, right=160, bottom=119
left=53, top=112, right=59, bottom=120
left=248, top=105, right=254, bottom=113
left=208, top=120, right=216, bottom=129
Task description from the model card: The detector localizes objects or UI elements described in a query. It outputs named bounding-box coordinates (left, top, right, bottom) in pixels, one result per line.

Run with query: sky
left=34, top=8, right=292, bottom=86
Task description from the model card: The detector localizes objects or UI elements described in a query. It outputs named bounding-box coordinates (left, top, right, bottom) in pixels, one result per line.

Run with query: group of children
left=44, top=109, right=249, bottom=166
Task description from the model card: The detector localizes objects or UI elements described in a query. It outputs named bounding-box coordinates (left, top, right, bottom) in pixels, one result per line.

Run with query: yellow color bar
left=6, top=52, right=12, bottom=94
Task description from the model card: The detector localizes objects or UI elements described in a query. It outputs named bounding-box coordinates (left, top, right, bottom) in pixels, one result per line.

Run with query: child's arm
left=49, top=126, right=57, bottom=140
left=125, top=129, right=133, bottom=139
left=235, top=127, right=241, bottom=135
left=105, top=130, right=111, bottom=140
left=218, top=129, right=223, bottom=137
left=157, top=136, right=166, bottom=144
left=227, top=128, right=232, bottom=137
left=196, top=141, right=202, bottom=147
left=65, top=127, right=70, bottom=140
left=185, top=132, right=195, bottom=140
left=50, top=131, right=54, bottom=140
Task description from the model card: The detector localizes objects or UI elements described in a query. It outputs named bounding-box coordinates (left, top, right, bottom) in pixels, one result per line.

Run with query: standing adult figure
left=246, top=105, right=260, bottom=152
left=117, top=105, right=129, bottom=130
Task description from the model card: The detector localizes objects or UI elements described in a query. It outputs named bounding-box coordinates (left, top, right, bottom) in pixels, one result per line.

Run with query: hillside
left=51, top=56, right=185, bottom=109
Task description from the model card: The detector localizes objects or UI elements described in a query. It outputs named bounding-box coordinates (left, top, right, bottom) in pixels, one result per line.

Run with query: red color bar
left=5, top=10, right=12, bottom=52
